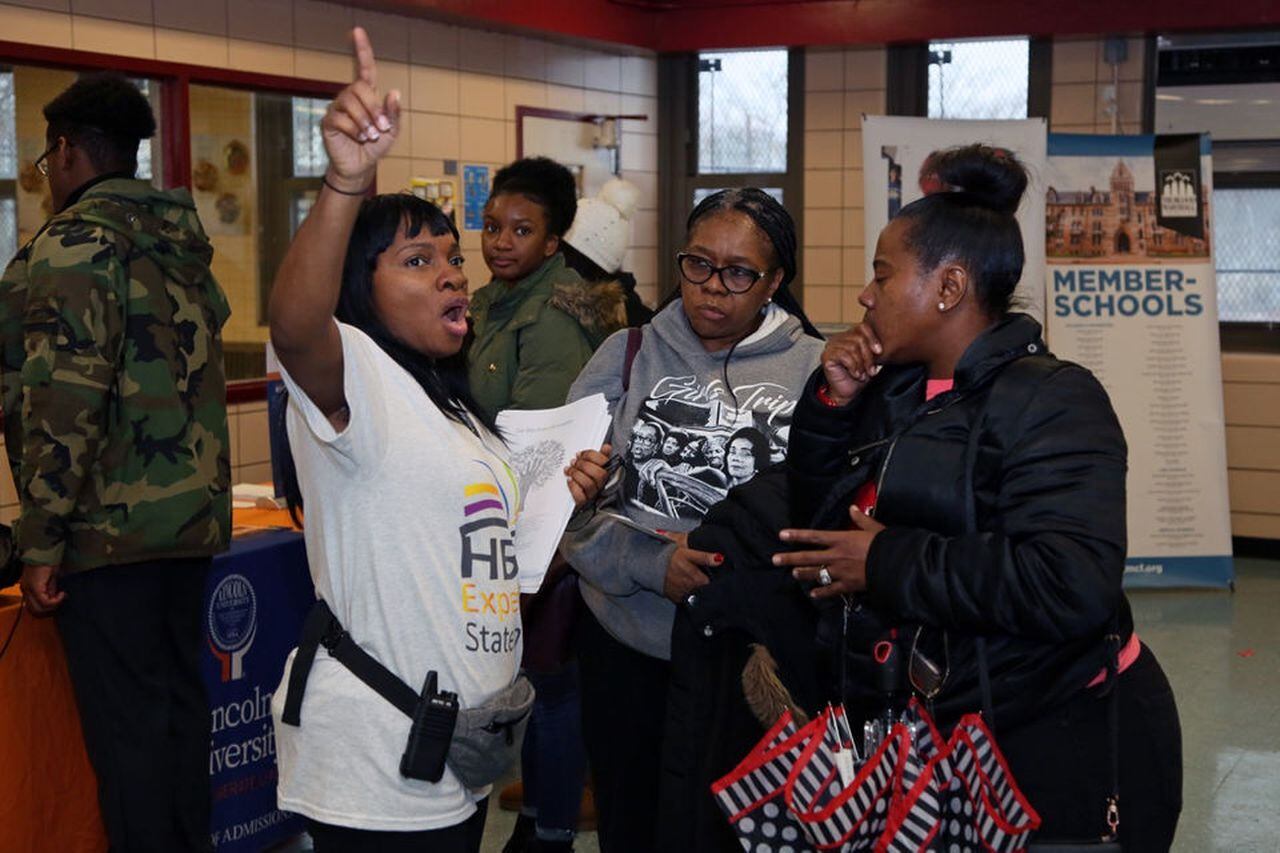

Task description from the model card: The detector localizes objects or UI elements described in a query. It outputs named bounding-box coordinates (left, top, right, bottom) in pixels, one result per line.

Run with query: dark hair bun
left=925, top=144, right=1027, bottom=216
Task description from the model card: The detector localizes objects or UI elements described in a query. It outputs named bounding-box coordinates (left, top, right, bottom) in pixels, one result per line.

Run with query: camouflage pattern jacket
left=0, top=178, right=232, bottom=572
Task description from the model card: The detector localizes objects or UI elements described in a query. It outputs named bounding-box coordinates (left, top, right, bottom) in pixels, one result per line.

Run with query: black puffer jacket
left=661, top=314, right=1132, bottom=851
left=788, top=313, right=1131, bottom=727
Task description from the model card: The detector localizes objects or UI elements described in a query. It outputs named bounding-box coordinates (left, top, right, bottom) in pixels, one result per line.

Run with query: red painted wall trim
left=351, top=0, right=657, bottom=49
left=0, top=40, right=343, bottom=98
left=159, top=77, right=191, bottom=189
left=353, top=0, right=1280, bottom=52
left=650, top=0, right=1280, bottom=51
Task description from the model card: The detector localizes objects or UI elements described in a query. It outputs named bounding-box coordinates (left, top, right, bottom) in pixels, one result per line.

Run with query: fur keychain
left=741, top=643, right=809, bottom=727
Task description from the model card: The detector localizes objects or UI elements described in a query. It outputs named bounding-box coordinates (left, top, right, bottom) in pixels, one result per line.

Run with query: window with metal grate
left=698, top=50, right=789, bottom=175
left=927, top=38, right=1030, bottom=120
left=1213, top=188, right=1280, bottom=323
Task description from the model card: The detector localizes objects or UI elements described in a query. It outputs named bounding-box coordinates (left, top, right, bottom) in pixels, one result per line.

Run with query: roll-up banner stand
left=861, top=119, right=1232, bottom=589
left=1045, top=133, right=1233, bottom=588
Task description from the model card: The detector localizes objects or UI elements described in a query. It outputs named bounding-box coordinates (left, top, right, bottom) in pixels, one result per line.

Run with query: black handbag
left=979, top=635, right=1123, bottom=852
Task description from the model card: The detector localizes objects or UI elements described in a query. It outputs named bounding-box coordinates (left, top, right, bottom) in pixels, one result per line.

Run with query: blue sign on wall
left=464, top=164, right=490, bottom=231
left=203, top=531, right=314, bottom=851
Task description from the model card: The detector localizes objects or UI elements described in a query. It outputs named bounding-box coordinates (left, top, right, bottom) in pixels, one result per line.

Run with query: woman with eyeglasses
left=558, top=189, right=823, bottom=852
left=674, top=145, right=1181, bottom=851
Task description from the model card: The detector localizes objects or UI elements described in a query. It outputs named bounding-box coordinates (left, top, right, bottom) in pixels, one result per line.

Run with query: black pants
left=55, top=557, right=214, bottom=853
left=305, top=797, right=489, bottom=852
left=1002, top=644, right=1182, bottom=851
left=577, top=599, right=670, bottom=853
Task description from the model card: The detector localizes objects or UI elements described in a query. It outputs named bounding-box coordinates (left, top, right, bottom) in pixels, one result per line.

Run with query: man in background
left=0, top=73, right=231, bottom=852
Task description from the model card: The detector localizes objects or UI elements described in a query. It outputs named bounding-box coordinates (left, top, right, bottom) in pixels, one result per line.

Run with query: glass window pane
left=928, top=38, right=1029, bottom=120
left=0, top=198, right=15, bottom=262
left=292, top=97, right=328, bottom=177
left=130, top=77, right=162, bottom=184
left=10, top=66, right=77, bottom=248
left=0, top=70, right=15, bottom=180
left=190, top=85, right=325, bottom=379
left=190, top=84, right=267, bottom=378
left=1213, top=188, right=1280, bottom=322
left=698, top=50, right=788, bottom=174
left=291, top=190, right=317, bottom=237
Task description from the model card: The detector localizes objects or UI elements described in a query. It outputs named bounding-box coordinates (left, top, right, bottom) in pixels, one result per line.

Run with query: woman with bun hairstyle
left=681, top=144, right=1182, bottom=850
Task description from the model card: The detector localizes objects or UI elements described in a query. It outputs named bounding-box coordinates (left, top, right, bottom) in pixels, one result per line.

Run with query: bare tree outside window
left=698, top=50, right=788, bottom=174
left=928, top=38, right=1030, bottom=120
left=0, top=71, right=14, bottom=262
left=0, top=71, right=14, bottom=180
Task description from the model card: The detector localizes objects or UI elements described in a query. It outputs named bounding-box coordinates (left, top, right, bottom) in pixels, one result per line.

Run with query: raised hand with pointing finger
left=322, top=26, right=401, bottom=193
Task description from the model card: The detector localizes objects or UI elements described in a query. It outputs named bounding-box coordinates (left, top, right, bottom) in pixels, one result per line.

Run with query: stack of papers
left=496, top=394, right=612, bottom=593
left=231, top=482, right=286, bottom=510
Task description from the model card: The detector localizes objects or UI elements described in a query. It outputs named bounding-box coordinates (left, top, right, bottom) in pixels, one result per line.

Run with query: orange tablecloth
left=0, top=507, right=303, bottom=853
left=0, top=587, right=108, bottom=853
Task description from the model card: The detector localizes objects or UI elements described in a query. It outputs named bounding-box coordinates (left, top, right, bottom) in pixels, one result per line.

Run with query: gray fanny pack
left=446, top=675, right=535, bottom=787
left=281, top=599, right=534, bottom=788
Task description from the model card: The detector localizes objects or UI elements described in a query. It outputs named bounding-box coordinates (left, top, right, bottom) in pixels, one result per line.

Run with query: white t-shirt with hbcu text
left=270, top=322, right=522, bottom=831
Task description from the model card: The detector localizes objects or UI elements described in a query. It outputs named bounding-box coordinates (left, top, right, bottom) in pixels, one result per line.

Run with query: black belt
left=280, top=599, right=419, bottom=726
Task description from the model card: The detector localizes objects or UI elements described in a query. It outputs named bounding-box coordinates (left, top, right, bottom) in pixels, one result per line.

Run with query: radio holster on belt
left=280, top=599, right=533, bottom=787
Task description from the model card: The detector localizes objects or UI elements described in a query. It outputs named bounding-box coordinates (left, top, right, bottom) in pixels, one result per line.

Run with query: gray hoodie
left=561, top=300, right=824, bottom=660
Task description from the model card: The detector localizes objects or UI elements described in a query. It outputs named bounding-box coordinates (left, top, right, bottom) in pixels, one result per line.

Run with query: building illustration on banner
left=1046, top=160, right=1210, bottom=262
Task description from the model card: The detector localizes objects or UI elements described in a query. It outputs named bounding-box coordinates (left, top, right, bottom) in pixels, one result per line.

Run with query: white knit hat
left=564, top=178, right=641, bottom=274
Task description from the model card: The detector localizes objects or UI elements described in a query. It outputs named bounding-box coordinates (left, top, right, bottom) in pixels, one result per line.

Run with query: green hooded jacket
left=0, top=178, right=232, bottom=572
left=467, top=253, right=627, bottom=419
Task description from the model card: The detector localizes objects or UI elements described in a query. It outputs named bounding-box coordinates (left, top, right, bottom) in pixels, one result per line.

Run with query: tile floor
left=278, top=554, right=1280, bottom=852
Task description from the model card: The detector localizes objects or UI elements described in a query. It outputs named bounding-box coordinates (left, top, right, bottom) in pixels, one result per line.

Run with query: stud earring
left=938, top=301, right=947, bottom=311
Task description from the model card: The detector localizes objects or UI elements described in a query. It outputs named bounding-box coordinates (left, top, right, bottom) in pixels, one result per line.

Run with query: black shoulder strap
left=966, top=353, right=1066, bottom=730
left=280, top=599, right=420, bottom=726
left=621, top=326, right=643, bottom=392
left=963, top=353, right=1122, bottom=838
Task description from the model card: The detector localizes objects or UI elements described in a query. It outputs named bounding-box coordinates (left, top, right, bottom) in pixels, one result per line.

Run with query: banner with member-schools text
left=862, top=117, right=1048, bottom=324
left=1045, top=133, right=1232, bottom=588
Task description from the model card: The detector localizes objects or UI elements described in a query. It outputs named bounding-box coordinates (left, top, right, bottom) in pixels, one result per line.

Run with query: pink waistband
left=1086, top=632, right=1141, bottom=688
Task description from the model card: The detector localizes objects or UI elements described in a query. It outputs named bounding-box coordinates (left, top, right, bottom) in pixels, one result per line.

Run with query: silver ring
left=818, top=566, right=833, bottom=586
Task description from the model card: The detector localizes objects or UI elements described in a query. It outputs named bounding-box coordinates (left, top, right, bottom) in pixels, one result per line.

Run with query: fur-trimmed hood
left=547, top=277, right=629, bottom=347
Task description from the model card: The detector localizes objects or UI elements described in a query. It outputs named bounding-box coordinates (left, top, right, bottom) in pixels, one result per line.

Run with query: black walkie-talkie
left=400, top=670, right=459, bottom=782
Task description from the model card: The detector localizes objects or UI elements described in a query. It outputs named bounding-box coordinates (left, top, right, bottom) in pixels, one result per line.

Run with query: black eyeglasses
left=676, top=252, right=767, bottom=294
left=34, top=141, right=59, bottom=178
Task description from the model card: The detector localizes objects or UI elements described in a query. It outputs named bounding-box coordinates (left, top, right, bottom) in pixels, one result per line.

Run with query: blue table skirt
left=204, top=530, right=314, bottom=852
